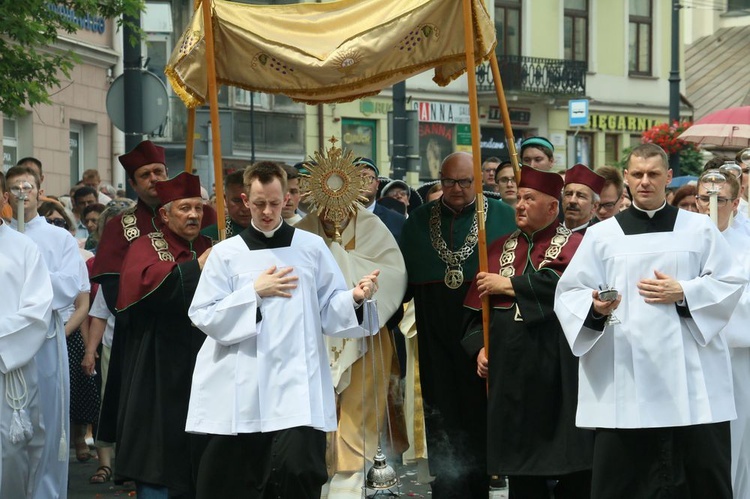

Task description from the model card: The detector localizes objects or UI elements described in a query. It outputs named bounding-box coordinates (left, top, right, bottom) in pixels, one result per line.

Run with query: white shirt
left=89, top=291, right=115, bottom=348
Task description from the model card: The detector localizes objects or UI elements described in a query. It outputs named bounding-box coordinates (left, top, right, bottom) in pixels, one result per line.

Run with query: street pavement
left=68, top=449, right=508, bottom=498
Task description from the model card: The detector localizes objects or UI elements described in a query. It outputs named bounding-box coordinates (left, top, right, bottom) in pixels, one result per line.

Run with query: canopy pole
left=489, top=53, right=521, bottom=184
left=461, top=0, right=491, bottom=365
left=185, top=109, right=196, bottom=173
left=201, top=0, right=226, bottom=240
left=185, top=1, right=200, bottom=175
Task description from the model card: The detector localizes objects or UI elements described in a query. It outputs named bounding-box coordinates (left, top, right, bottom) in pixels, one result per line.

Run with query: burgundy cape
left=462, top=222, right=594, bottom=477
left=111, top=228, right=211, bottom=493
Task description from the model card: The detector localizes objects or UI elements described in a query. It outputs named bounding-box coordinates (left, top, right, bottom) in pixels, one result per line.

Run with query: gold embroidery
left=498, top=226, right=573, bottom=277
left=121, top=206, right=140, bottom=242
left=148, top=232, right=175, bottom=262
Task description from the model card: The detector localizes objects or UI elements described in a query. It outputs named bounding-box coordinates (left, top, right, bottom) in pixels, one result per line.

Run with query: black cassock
left=112, top=230, right=211, bottom=493
left=463, top=223, right=594, bottom=476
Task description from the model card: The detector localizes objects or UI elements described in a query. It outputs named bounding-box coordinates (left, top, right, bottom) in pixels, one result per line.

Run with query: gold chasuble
left=166, top=0, right=496, bottom=106
left=295, top=208, right=407, bottom=495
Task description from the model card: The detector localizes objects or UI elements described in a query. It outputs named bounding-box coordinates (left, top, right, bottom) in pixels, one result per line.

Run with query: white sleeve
left=0, top=244, right=53, bottom=373
left=89, top=291, right=112, bottom=320
left=314, top=240, right=365, bottom=338
left=48, top=232, right=84, bottom=311
left=188, top=247, right=260, bottom=346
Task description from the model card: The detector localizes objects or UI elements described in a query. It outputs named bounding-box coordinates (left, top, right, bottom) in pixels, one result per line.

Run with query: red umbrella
left=679, top=106, right=750, bottom=148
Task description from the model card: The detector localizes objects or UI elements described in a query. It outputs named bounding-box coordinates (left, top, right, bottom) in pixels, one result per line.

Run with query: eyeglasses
left=496, top=176, right=516, bottom=185
left=440, top=178, right=473, bottom=189
left=598, top=201, right=618, bottom=211
left=46, top=217, right=69, bottom=230
left=106, top=200, right=132, bottom=209
left=361, top=175, right=377, bottom=184
left=695, top=195, right=735, bottom=207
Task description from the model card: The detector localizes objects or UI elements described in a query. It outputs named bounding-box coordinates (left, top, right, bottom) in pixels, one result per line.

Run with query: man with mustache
left=561, top=164, right=605, bottom=234
left=113, top=172, right=212, bottom=498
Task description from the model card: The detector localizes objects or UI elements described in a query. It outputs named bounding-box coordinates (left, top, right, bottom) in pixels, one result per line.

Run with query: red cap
left=518, top=166, right=564, bottom=199
left=118, top=140, right=166, bottom=177
left=565, top=164, right=605, bottom=195
left=155, top=172, right=202, bottom=205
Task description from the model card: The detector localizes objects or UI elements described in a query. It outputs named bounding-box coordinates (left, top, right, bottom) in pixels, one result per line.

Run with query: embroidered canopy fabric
left=165, top=0, right=496, bottom=107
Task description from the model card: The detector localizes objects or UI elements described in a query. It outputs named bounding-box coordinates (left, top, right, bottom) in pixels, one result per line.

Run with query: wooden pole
left=201, top=0, right=226, bottom=240
left=489, top=53, right=521, bottom=184
left=185, top=109, right=196, bottom=173
left=184, top=0, right=200, bottom=174
left=461, top=0, right=491, bottom=363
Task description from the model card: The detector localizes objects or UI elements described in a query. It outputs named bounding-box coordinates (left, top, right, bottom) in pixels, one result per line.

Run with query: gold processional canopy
left=165, top=0, right=497, bottom=107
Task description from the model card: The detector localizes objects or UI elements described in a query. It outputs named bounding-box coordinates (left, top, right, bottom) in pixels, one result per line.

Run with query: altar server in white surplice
left=695, top=171, right=750, bottom=498
left=555, top=144, right=745, bottom=499
left=6, top=165, right=82, bottom=499
left=186, top=162, right=379, bottom=499
left=0, top=172, right=53, bottom=498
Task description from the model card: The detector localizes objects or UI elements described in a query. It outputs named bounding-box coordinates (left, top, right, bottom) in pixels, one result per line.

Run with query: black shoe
left=489, top=475, right=507, bottom=489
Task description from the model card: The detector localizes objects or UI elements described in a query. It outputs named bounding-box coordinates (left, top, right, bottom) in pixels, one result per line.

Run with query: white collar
left=251, top=218, right=284, bottom=238
left=632, top=200, right=667, bottom=218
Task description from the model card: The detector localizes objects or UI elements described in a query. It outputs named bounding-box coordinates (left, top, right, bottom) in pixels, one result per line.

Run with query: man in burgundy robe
left=463, top=166, right=594, bottom=498
left=113, top=172, right=212, bottom=498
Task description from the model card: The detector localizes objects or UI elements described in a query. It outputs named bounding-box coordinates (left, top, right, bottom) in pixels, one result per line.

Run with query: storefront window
left=3, top=117, right=17, bottom=173
left=567, top=132, right=593, bottom=167
left=233, top=111, right=304, bottom=155
left=604, top=133, right=619, bottom=165
left=419, top=122, right=454, bottom=180
left=341, top=119, right=376, bottom=161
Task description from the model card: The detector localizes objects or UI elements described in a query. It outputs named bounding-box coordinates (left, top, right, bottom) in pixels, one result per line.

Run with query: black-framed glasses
left=46, top=217, right=69, bottom=230
left=598, top=201, right=618, bottom=210
left=695, top=195, right=735, bottom=207
left=496, top=176, right=516, bottom=185
left=440, top=178, right=473, bottom=189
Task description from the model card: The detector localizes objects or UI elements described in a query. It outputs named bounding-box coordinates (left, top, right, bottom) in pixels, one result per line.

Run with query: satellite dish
left=106, top=70, right=169, bottom=134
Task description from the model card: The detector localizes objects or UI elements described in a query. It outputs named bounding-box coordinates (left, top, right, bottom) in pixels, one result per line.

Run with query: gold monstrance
left=299, top=136, right=369, bottom=243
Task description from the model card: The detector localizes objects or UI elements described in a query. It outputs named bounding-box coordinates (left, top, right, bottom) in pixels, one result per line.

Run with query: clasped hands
left=254, top=265, right=380, bottom=303
left=592, top=270, right=684, bottom=316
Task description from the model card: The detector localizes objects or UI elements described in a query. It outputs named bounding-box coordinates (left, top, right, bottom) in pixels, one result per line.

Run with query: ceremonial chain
left=224, top=215, right=234, bottom=238
left=429, top=198, right=488, bottom=289
left=498, top=226, right=572, bottom=278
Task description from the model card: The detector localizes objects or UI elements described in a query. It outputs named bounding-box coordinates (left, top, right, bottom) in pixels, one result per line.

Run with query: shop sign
left=488, top=106, right=531, bottom=125
left=360, top=100, right=393, bottom=117
left=584, top=113, right=664, bottom=132
left=456, top=124, right=472, bottom=146
left=413, top=101, right=470, bottom=124
left=47, top=4, right=106, bottom=34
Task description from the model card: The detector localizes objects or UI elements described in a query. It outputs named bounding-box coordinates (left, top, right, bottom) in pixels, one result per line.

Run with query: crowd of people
left=2, top=136, right=750, bottom=499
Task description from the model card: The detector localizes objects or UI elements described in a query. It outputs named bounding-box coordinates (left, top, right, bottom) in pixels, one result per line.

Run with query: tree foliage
left=0, top=0, right=144, bottom=117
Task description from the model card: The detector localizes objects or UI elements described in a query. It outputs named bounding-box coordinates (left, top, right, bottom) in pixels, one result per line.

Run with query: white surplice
left=718, top=224, right=750, bottom=497
left=0, top=222, right=53, bottom=498
left=554, top=209, right=744, bottom=429
left=186, top=226, right=368, bottom=435
left=11, top=215, right=82, bottom=499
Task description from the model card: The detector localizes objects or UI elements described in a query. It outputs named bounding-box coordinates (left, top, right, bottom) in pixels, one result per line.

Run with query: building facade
left=1, top=7, right=119, bottom=197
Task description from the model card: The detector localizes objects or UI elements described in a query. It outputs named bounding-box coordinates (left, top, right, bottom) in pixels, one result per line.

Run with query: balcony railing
left=476, top=55, right=587, bottom=96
